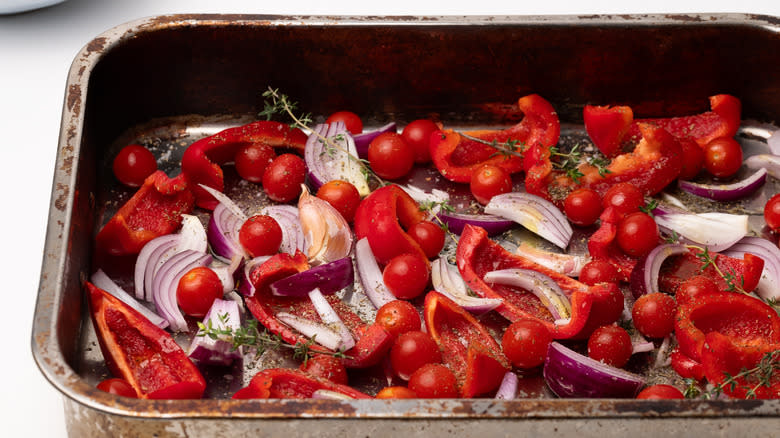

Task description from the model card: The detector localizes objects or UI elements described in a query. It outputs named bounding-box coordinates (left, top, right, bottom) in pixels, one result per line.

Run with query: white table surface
left=2, top=1, right=778, bottom=436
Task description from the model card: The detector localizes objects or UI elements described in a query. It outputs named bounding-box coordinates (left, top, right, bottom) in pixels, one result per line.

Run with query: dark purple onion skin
left=437, top=212, right=515, bottom=236
left=629, top=252, right=651, bottom=300
left=354, top=122, right=397, bottom=158
left=677, top=169, right=767, bottom=201
left=543, top=342, right=645, bottom=398
left=269, top=257, right=354, bottom=297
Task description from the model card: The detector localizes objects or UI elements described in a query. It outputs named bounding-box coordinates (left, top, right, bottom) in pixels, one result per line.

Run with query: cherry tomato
left=407, top=363, right=458, bottom=398
left=390, top=330, right=442, bottom=380
left=636, top=384, right=685, bottom=400
left=383, top=253, right=430, bottom=300
left=326, top=110, right=363, bottom=135
left=367, top=132, right=415, bottom=180
left=112, top=144, right=157, bottom=187
left=579, top=260, right=620, bottom=285
left=704, top=137, right=743, bottom=178
left=401, top=119, right=438, bottom=163
left=764, top=193, right=780, bottom=233
left=375, top=300, right=421, bottom=338
left=587, top=325, right=632, bottom=368
left=579, top=284, right=626, bottom=336
left=676, top=275, right=718, bottom=306
left=235, top=143, right=276, bottom=183
left=501, top=318, right=552, bottom=369
left=299, top=354, right=348, bottom=385
left=678, top=138, right=704, bottom=180
left=239, top=214, right=283, bottom=258
left=564, top=188, right=603, bottom=226
left=97, top=378, right=138, bottom=398
left=375, top=386, right=417, bottom=399
left=176, top=267, right=224, bottom=318
left=406, top=220, right=446, bottom=259
left=316, top=180, right=361, bottom=223
left=616, top=211, right=659, bottom=258
left=632, top=292, right=676, bottom=339
left=602, top=182, right=644, bottom=217
left=470, top=164, right=513, bottom=205
left=262, top=154, right=306, bottom=203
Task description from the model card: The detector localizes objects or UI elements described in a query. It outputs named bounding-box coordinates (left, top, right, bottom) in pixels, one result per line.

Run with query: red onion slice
left=745, top=154, right=780, bottom=179
left=494, top=371, right=518, bottom=400
left=399, top=184, right=450, bottom=218
left=151, top=250, right=213, bottom=332
left=237, top=255, right=272, bottom=297
left=91, top=269, right=169, bottom=329
left=629, top=243, right=688, bottom=299
left=543, top=342, right=645, bottom=398
left=485, top=192, right=573, bottom=249
left=208, top=203, right=247, bottom=261
left=431, top=258, right=503, bottom=315
left=199, top=184, right=247, bottom=221
left=483, top=268, right=574, bottom=323
left=678, top=168, right=767, bottom=201
left=515, top=242, right=590, bottom=277
left=259, top=204, right=305, bottom=255
left=353, top=122, right=397, bottom=158
left=134, top=234, right=179, bottom=300
left=722, top=236, right=780, bottom=301
left=188, top=298, right=242, bottom=365
left=209, top=256, right=242, bottom=294
left=437, top=210, right=516, bottom=236
left=304, top=122, right=370, bottom=196
left=768, top=130, right=780, bottom=155
left=270, top=257, right=354, bottom=297
left=308, top=288, right=356, bottom=351
left=354, top=238, right=395, bottom=309
left=276, top=312, right=345, bottom=352
left=654, top=211, right=747, bottom=252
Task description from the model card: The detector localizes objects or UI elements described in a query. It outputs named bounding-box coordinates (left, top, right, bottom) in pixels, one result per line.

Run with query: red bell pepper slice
left=658, top=249, right=764, bottom=296
left=353, top=185, right=428, bottom=266
left=670, top=348, right=705, bottom=381
left=233, top=368, right=372, bottom=399
left=244, top=251, right=393, bottom=368
left=181, top=120, right=307, bottom=210
left=674, top=291, right=780, bottom=363
left=429, top=94, right=560, bottom=183
left=701, top=332, right=780, bottom=399
left=583, top=104, right=634, bottom=158
left=86, top=282, right=206, bottom=399
left=423, top=291, right=509, bottom=398
left=456, top=224, right=622, bottom=339
left=95, top=171, right=194, bottom=256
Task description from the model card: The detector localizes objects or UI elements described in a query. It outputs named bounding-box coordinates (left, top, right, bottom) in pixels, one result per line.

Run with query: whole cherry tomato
left=407, top=363, right=458, bottom=398
left=299, top=354, right=348, bottom=385
left=326, top=110, right=363, bottom=134
left=375, top=386, right=417, bottom=399
left=579, top=260, right=620, bottom=285
left=764, top=193, right=780, bottom=233
left=470, top=164, right=513, bottom=205
left=636, top=384, right=685, bottom=399
left=368, top=133, right=415, bottom=180
left=675, top=275, right=718, bottom=306
left=316, top=180, right=361, bottom=223
left=704, top=137, right=743, bottom=178
left=375, top=300, right=421, bottom=338
left=262, top=154, right=306, bottom=203
left=383, top=253, right=430, bottom=300
left=112, top=144, right=157, bottom=187
left=402, top=119, right=438, bottom=163
left=97, top=378, right=138, bottom=398
left=678, top=138, right=704, bottom=180
left=501, top=318, right=552, bottom=369
left=406, top=221, right=446, bottom=259
left=602, top=182, right=644, bottom=217
left=632, top=292, right=676, bottom=339
left=587, top=325, right=632, bottom=368
left=564, top=187, right=603, bottom=226
left=239, top=214, right=283, bottom=258
left=390, top=330, right=442, bottom=380
left=176, top=267, right=223, bottom=318
left=616, top=211, right=659, bottom=258
left=235, top=143, right=276, bottom=183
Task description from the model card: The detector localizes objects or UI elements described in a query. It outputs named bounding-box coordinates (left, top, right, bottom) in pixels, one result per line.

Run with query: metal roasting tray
left=32, top=14, right=780, bottom=437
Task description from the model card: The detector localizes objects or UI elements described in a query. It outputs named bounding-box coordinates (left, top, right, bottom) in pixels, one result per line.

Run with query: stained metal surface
left=32, top=13, right=780, bottom=436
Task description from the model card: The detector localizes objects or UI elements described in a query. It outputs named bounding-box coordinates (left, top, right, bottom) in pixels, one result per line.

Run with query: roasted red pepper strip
left=86, top=282, right=206, bottom=399
left=658, top=249, right=764, bottom=295
left=670, top=348, right=705, bottom=381
left=244, top=251, right=393, bottom=368
left=701, top=332, right=780, bottom=399
left=583, top=104, right=634, bottom=158
left=233, top=368, right=372, bottom=399
left=423, top=291, right=509, bottom=398
left=674, top=291, right=780, bottom=363
left=353, top=185, right=428, bottom=266
left=181, top=121, right=307, bottom=209
left=429, top=94, right=560, bottom=183
left=526, top=123, right=683, bottom=205
left=456, top=224, right=621, bottom=339
left=95, top=170, right=194, bottom=256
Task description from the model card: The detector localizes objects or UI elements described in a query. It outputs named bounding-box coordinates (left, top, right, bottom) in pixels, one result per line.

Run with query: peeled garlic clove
left=298, top=185, right=354, bottom=265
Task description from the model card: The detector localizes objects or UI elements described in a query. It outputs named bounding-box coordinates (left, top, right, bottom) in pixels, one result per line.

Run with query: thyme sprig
left=688, top=245, right=747, bottom=294
left=458, top=132, right=525, bottom=159
left=418, top=199, right=460, bottom=244
left=196, top=313, right=350, bottom=364
left=549, top=144, right=612, bottom=183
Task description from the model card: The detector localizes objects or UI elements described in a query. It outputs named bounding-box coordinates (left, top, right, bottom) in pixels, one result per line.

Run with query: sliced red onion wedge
left=632, top=339, right=655, bottom=354
left=745, top=154, right=780, bottom=179
left=399, top=184, right=451, bottom=218
left=199, top=184, right=247, bottom=220
left=270, top=257, right=354, bottom=297
left=277, top=312, right=344, bottom=352
left=485, top=192, right=573, bottom=249
left=305, top=122, right=370, bottom=196
left=188, top=298, right=242, bottom=366
left=629, top=244, right=688, bottom=299
left=515, top=242, right=590, bottom=277
left=353, top=122, right=396, bottom=158
left=437, top=210, right=516, bottom=236
left=151, top=250, right=213, bottom=332
left=678, top=168, right=767, bottom=201
left=308, top=288, right=356, bottom=351
left=653, top=211, right=747, bottom=252
left=91, top=269, right=169, bottom=329
left=209, top=256, right=242, bottom=294
left=259, top=204, right=305, bottom=255
left=354, top=237, right=395, bottom=309
left=768, top=130, right=780, bottom=155
left=722, top=236, right=780, bottom=301
left=494, top=371, right=518, bottom=400
left=208, top=202, right=247, bottom=261
left=431, top=258, right=503, bottom=315
left=483, top=268, right=573, bottom=324
left=237, top=255, right=272, bottom=297
left=543, top=342, right=645, bottom=398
